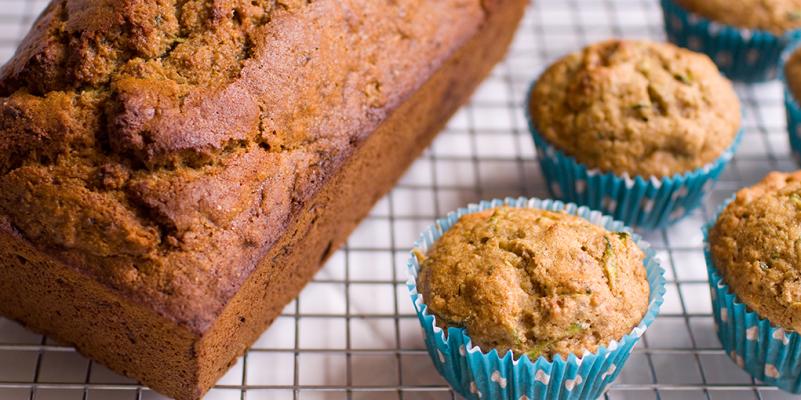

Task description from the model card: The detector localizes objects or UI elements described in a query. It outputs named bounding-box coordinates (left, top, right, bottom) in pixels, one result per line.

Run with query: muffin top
left=676, top=0, right=801, bottom=35
left=416, top=207, right=649, bottom=359
left=710, top=171, right=801, bottom=331
left=530, top=39, right=741, bottom=177
left=785, top=47, right=801, bottom=103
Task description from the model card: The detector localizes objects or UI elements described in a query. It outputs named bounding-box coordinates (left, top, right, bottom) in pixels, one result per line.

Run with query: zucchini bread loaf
left=0, top=0, right=526, bottom=398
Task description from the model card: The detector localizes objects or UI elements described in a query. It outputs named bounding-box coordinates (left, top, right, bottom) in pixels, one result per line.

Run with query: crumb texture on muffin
left=530, top=39, right=740, bottom=177
left=677, top=0, right=801, bottom=34
left=417, top=207, right=649, bottom=359
left=710, top=171, right=801, bottom=331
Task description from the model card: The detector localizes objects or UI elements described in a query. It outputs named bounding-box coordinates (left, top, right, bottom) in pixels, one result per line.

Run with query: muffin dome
left=529, top=39, right=740, bottom=177
left=709, top=171, right=801, bottom=331
left=416, top=207, right=649, bottom=359
left=676, top=0, right=801, bottom=35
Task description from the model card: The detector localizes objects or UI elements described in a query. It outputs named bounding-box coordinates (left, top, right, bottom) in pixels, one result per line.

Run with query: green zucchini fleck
left=673, top=72, right=693, bottom=85
left=526, top=341, right=551, bottom=360
left=526, top=322, right=589, bottom=359
left=790, top=193, right=801, bottom=209
left=567, top=322, right=589, bottom=335
left=603, top=237, right=618, bottom=291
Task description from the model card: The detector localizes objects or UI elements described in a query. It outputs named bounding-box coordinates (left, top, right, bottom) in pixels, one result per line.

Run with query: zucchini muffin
left=676, top=0, right=801, bottom=35
left=709, top=171, right=801, bottom=331
left=416, top=207, right=649, bottom=359
left=530, top=39, right=741, bottom=178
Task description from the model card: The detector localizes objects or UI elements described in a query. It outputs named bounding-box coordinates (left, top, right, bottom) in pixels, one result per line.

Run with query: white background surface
left=0, top=0, right=800, bottom=399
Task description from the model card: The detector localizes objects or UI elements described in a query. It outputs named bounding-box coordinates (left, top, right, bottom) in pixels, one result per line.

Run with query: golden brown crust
left=677, top=0, right=801, bottom=35
left=417, top=207, right=649, bottom=359
left=530, top=39, right=741, bottom=177
left=0, top=0, right=492, bottom=332
left=710, top=171, right=801, bottom=331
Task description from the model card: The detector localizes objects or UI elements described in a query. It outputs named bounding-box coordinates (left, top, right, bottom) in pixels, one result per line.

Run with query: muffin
left=531, top=39, right=739, bottom=178
left=710, top=171, right=801, bottom=330
left=407, top=198, right=666, bottom=400
left=706, top=171, right=801, bottom=393
left=662, top=0, right=801, bottom=81
left=526, top=39, right=742, bottom=229
left=677, top=0, right=801, bottom=35
left=418, top=207, right=649, bottom=359
left=782, top=43, right=801, bottom=163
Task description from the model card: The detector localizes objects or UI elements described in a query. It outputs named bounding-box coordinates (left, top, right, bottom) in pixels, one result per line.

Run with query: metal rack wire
left=1, top=0, right=800, bottom=399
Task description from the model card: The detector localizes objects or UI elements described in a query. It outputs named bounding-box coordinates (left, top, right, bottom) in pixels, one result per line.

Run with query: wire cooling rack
left=1, top=0, right=801, bottom=399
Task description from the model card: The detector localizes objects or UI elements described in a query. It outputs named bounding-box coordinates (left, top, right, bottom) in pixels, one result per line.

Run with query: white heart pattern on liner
left=641, top=198, right=655, bottom=213
left=550, top=182, right=562, bottom=198
left=534, top=370, right=550, bottom=385
left=730, top=351, right=744, bottom=368
left=490, top=371, right=507, bottom=388
left=574, top=179, right=586, bottom=194
left=773, top=328, right=790, bottom=345
left=716, top=51, right=733, bottom=67
left=765, top=364, right=781, bottom=379
left=469, top=381, right=482, bottom=398
left=740, top=29, right=752, bottom=41
left=687, top=36, right=702, bottom=51
left=564, top=375, right=583, bottom=391
left=601, top=365, right=617, bottom=380
left=746, top=326, right=758, bottom=341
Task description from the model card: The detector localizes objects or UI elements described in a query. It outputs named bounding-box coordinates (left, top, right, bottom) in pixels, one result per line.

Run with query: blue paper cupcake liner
left=780, top=38, right=801, bottom=165
left=704, top=198, right=801, bottom=393
left=524, top=81, right=742, bottom=230
left=407, top=197, right=666, bottom=400
left=661, top=0, right=801, bottom=82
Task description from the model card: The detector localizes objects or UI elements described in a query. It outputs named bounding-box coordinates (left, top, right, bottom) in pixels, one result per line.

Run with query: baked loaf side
left=417, top=207, right=649, bottom=360
left=0, top=0, right=528, bottom=399
left=676, top=0, right=801, bottom=34
left=709, top=171, right=801, bottom=331
left=0, top=0, right=491, bottom=332
left=530, top=39, right=741, bottom=177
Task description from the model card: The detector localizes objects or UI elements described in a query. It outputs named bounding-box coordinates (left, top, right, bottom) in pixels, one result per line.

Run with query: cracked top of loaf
left=529, top=39, right=741, bottom=178
left=416, top=207, right=649, bottom=359
left=0, top=0, right=493, bottom=332
left=709, top=171, right=801, bottom=331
